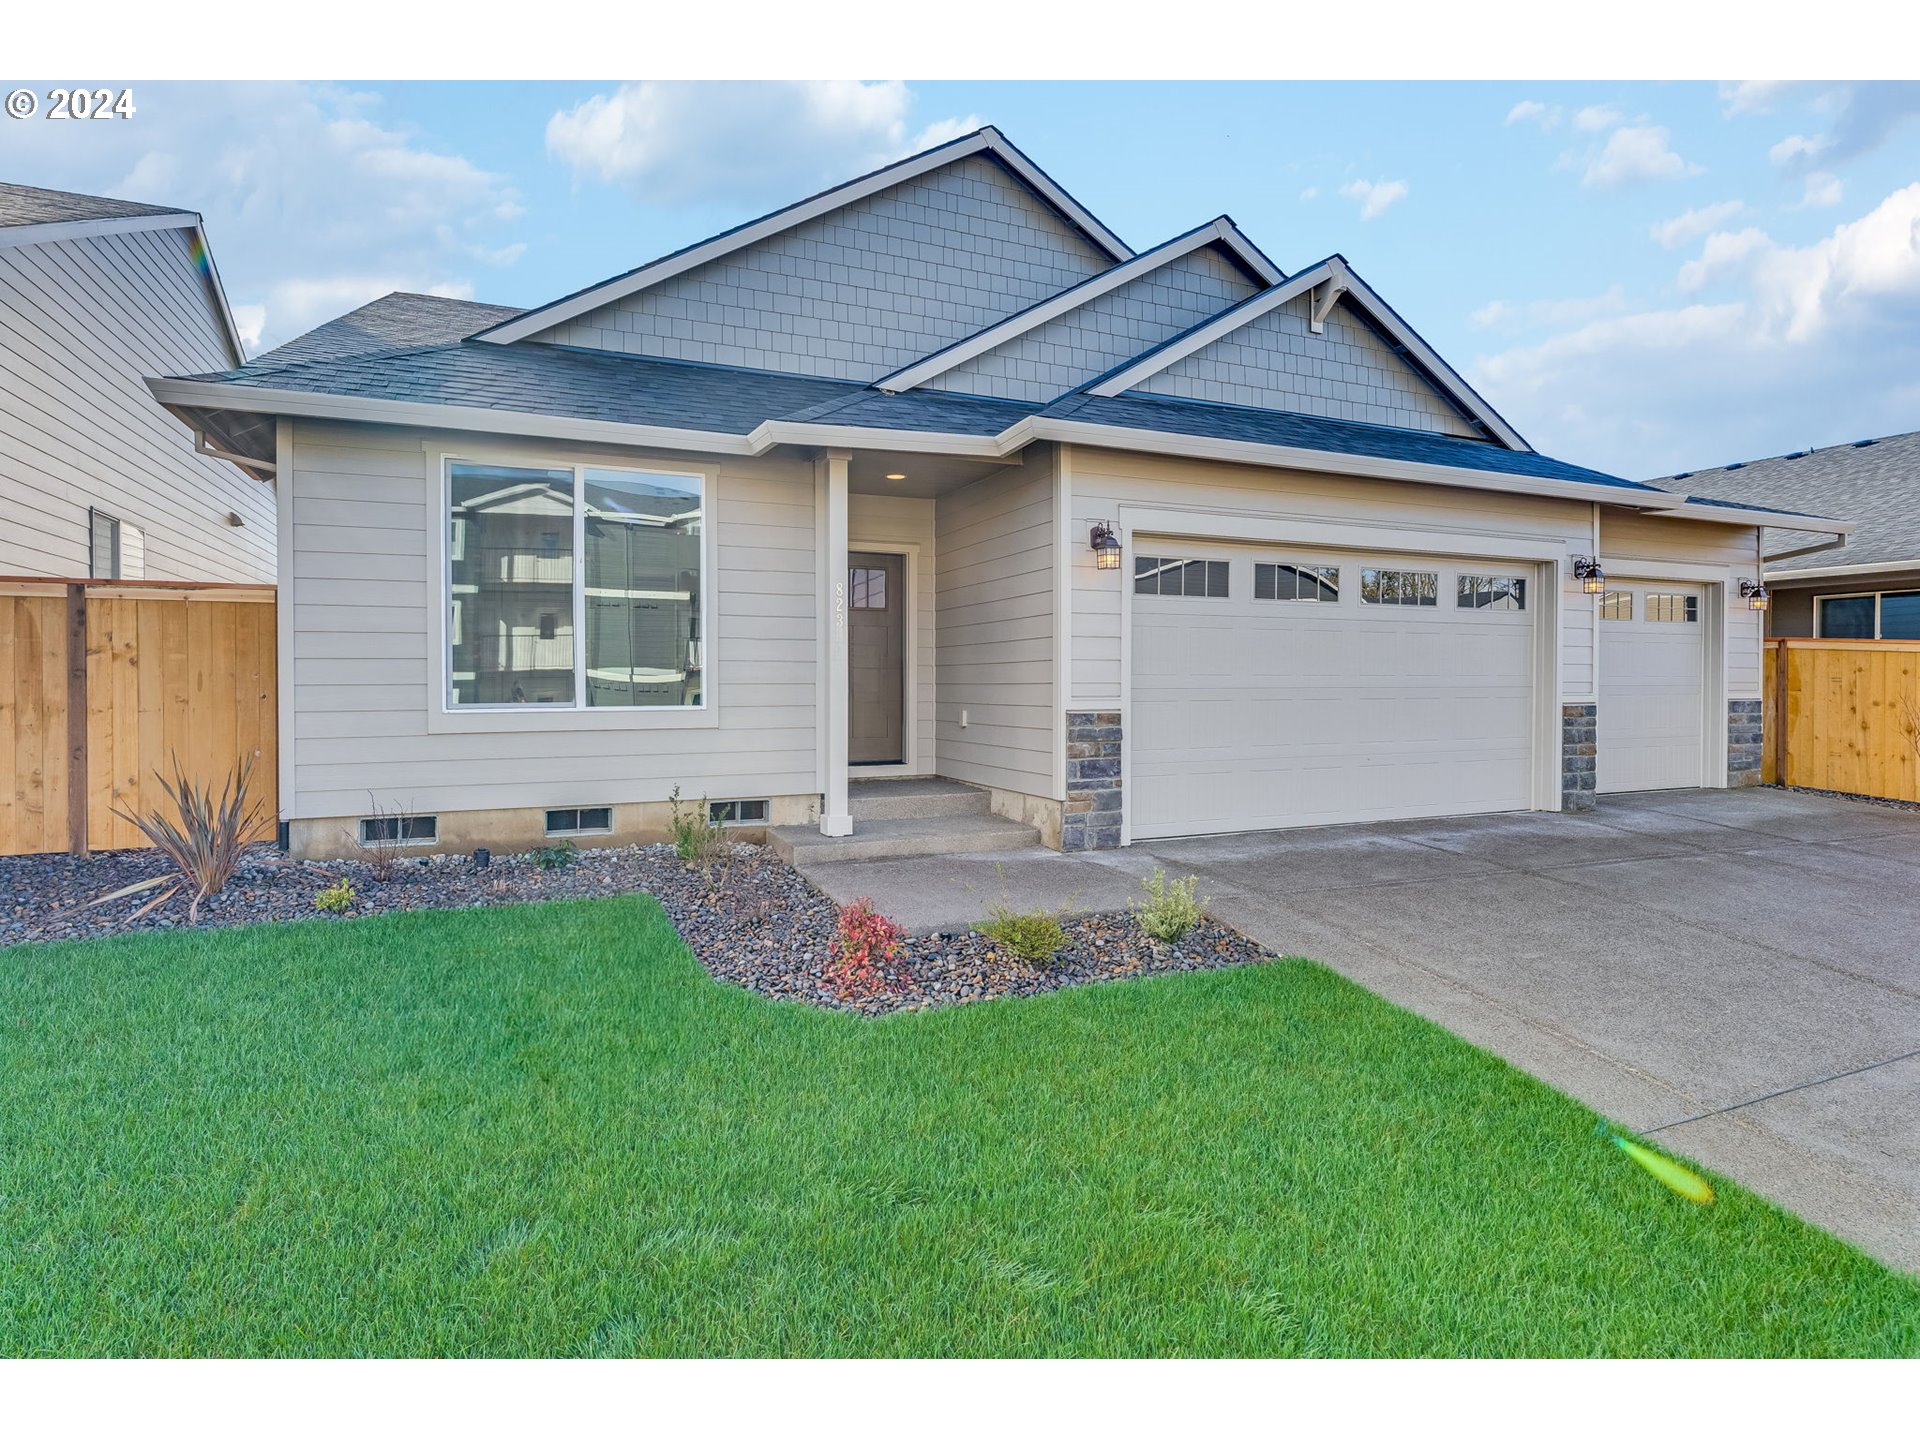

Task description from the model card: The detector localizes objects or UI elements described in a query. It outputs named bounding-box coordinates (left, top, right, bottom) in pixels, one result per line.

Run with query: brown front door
left=848, top=551, right=905, bottom=765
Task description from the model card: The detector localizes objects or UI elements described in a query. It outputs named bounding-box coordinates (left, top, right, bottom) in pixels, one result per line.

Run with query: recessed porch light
left=884, top=472, right=907, bottom=481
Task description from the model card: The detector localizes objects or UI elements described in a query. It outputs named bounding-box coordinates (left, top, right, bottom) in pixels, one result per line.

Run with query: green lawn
left=2, top=898, right=1914, bottom=1357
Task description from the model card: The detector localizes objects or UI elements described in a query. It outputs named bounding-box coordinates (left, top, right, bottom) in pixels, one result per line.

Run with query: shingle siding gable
left=529, top=154, right=1113, bottom=382
left=923, top=242, right=1259, bottom=402
left=1135, top=293, right=1479, bottom=438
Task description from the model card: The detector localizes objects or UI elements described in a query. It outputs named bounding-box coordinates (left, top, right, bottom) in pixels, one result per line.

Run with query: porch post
left=820, top=449, right=853, bottom=836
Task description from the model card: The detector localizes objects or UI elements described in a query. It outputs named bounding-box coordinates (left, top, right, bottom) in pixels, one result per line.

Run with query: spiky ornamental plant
left=112, top=754, right=263, bottom=924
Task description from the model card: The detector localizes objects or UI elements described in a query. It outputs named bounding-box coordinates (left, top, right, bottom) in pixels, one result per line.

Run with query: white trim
left=274, top=418, right=297, bottom=824
left=872, top=218, right=1280, bottom=393
left=1767, top=557, right=1920, bottom=582
left=1087, top=266, right=1329, bottom=398
left=0, top=209, right=196, bottom=251
left=821, top=451, right=853, bottom=835
left=1809, top=587, right=1920, bottom=639
left=1599, top=555, right=1734, bottom=584
left=1661, top=499, right=1852, bottom=533
left=844, top=539, right=922, bottom=778
left=474, top=127, right=1132, bottom=346
left=425, top=445, right=721, bottom=735
left=1052, top=445, right=1075, bottom=805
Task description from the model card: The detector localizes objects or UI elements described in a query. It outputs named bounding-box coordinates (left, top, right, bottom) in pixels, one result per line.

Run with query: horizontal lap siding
left=935, top=450, right=1055, bottom=796
left=1603, top=510, right=1764, bottom=699
left=286, top=420, right=818, bottom=819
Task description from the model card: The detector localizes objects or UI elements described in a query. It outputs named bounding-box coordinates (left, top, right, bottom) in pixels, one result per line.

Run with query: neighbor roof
left=252, top=292, right=527, bottom=368
left=0, top=181, right=191, bottom=228
left=1654, top=431, right=1919, bottom=572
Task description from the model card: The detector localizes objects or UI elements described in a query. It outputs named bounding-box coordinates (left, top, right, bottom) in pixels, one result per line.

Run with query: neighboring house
left=1656, top=431, right=1919, bottom=639
left=147, top=128, right=1845, bottom=860
left=0, top=183, right=273, bottom=581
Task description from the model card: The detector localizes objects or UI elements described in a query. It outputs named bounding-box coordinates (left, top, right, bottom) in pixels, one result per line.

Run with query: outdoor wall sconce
left=1572, top=556, right=1607, bottom=594
left=1090, top=520, right=1122, bottom=571
left=1740, top=579, right=1769, bottom=612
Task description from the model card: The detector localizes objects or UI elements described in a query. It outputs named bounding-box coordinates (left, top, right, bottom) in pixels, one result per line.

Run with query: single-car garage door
left=1597, top=583, right=1706, bottom=792
left=1130, top=543, right=1539, bottom=839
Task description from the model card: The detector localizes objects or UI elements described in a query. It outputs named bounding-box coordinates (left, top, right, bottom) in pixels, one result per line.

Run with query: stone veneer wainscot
left=1561, top=702, right=1597, bottom=812
left=1063, top=710, right=1123, bottom=850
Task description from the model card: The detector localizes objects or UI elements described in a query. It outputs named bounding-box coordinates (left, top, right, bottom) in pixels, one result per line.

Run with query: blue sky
left=9, top=79, right=1916, bottom=477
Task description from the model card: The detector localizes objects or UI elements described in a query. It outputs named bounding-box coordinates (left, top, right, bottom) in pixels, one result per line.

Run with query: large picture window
left=447, top=460, right=705, bottom=710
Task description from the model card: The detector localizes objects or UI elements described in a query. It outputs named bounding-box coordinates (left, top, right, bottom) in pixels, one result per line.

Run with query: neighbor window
left=1255, top=563, right=1339, bottom=602
left=1456, top=574, right=1526, bottom=611
left=1359, top=568, right=1438, bottom=606
left=1600, top=590, right=1632, bottom=621
left=447, top=460, right=705, bottom=709
left=1645, top=593, right=1699, bottom=623
left=359, top=813, right=437, bottom=845
left=88, top=508, right=144, bottom=580
left=1817, top=591, right=1920, bottom=640
left=1135, top=556, right=1229, bottom=598
left=545, top=806, right=612, bottom=836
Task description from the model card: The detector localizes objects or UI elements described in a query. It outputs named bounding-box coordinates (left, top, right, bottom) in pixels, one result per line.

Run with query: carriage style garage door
left=1597, top=583, right=1706, bottom=792
left=1129, top=543, right=1539, bottom=840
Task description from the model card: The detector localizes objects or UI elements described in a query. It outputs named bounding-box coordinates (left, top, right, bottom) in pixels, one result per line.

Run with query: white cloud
left=1468, top=287, right=1628, bottom=332
left=1769, top=133, right=1825, bottom=166
left=0, top=82, right=524, bottom=352
left=1470, top=300, right=1514, bottom=330
left=1719, top=81, right=1802, bottom=117
left=1762, top=82, right=1920, bottom=173
left=1505, top=100, right=1561, bottom=128
left=1800, top=171, right=1845, bottom=208
left=1298, top=186, right=1319, bottom=201
left=1572, top=104, right=1624, bottom=132
left=1580, top=126, right=1703, bottom=188
left=1677, top=228, right=1770, bottom=293
left=1339, top=178, right=1408, bottom=220
left=230, top=304, right=266, bottom=352
left=1468, top=183, right=1920, bottom=475
left=1649, top=200, right=1745, bottom=249
left=546, top=80, right=979, bottom=207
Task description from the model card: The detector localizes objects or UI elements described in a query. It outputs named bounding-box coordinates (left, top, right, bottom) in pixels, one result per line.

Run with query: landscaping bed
left=1, top=842, right=1270, bottom=1014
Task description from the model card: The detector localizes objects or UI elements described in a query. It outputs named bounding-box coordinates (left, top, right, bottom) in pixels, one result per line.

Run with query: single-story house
left=146, top=127, right=1847, bottom=860
left=1655, top=430, right=1918, bottom=639
left=0, top=182, right=273, bottom=581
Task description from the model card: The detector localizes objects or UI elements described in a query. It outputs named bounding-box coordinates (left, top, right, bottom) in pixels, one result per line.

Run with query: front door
left=848, top=551, right=905, bottom=765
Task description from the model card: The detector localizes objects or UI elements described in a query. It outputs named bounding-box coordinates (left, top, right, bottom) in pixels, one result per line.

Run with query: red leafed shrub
left=825, top=898, right=906, bottom=1000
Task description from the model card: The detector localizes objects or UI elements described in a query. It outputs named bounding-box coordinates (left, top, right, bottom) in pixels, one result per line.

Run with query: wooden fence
left=1, top=578, right=276, bottom=856
left=1764, top=637, right=1920, bottom=801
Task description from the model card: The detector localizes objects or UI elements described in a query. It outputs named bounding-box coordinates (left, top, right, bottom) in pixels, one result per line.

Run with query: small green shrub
left=980, top=903, right=1068, bottom=965
left=532, top=840, right=578, bottom=871
left=1132, top=868, right=1207, bottom=945
left=668, top=785, right=726, bottom=867
left=314, top=878, right=356, bottom=914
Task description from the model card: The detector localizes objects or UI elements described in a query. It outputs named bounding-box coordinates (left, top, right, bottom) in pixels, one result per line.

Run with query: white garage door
left=1597, top=584, right=1706, bottom=792
left=1130, top=543, right=1538, bottom=839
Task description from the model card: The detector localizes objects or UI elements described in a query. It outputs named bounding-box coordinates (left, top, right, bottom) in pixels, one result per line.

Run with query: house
left=1655, top=431, right=1918, bottom=639
left=0, top=183, right=273, bottom=581
left=145, top=128, right=1846, bottom=860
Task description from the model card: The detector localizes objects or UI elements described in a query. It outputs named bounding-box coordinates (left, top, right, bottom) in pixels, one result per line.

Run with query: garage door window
left=1136, top=556, right=1229, bottom=598
left=1456, top=575, right=1526, bottom=611
left=1600, top=590, right=1632, bottom=621
left=1254, top=563, right=1339, bottom=602
left=1646, top=594, right=1699, bottom=623
left=1360, top=568, right=1438, bottom=606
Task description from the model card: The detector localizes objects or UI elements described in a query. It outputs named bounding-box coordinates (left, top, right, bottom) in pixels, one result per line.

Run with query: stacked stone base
left=1062, top=710, right=1122, bottom=851
left=1728, top=699, right=1764, bottom=786
left=1561, top=702, right=1597, bottom=812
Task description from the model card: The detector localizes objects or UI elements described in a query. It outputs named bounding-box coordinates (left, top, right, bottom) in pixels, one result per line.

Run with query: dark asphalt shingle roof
left=251, top=292, right=525, bottom=368
left=1653, top=433, right=1914, bottom=570
left=1042, top=391, right=1663, bottom=493
left=0, top=181, right=191, bottom=228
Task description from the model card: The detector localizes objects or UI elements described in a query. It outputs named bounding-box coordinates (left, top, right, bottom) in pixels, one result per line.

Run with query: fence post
left=1771, top=638, right=1790, bottom=789
left=65, top=582, right=89, bottom=858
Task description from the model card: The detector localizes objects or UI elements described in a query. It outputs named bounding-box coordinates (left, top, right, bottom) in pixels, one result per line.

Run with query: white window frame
left=430, top=446, right=720, bottom=734
left=1812, top=588, right=1920, bottom=640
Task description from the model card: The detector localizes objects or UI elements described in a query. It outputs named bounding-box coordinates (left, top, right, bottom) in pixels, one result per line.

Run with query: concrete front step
left=769, top=811, right=1039, bottom=866
left=849, top=776, right=989, bottom=821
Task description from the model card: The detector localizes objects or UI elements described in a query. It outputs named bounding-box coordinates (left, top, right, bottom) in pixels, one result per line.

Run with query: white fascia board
left=1658, top=499, right=1853, bottom=534
left=873, top=217, right=1280, bottom=393
left=747, top=419, right=1008, bottom=459
left=476, top=127, right=1132, bottom=347
left=190, top=222, right=250, bottom=366
left=0, top=209, right=196, bottom=251
left=1763, top=557, right=1910, bottom=582
left=1085, top=265, right=1333, bottom=397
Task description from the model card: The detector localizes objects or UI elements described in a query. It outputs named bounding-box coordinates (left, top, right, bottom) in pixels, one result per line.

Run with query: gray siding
left=531, top=155, right=1112, bottom=382
left=1136, top=293, right=1479, bottom=438
left=934, top=448, right=1056, bottom=797
left=0, top=224, right=274, bottom=579
left=924, top=243, right=1257, bottom=402
left=284, top=419, right=818, bottom=821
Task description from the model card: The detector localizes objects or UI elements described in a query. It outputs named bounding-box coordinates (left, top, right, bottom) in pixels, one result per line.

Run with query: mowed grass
left=2, top=898, right=1914, bottom=1357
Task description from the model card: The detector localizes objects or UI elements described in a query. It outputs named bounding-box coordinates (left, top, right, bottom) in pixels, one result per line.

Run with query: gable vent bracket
left=1308, top=268, right=1351, bottom=334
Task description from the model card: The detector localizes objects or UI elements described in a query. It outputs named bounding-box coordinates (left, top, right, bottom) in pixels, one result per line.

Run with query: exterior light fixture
left=1572, top=556, right=1607, bottom=595
left=1090, top=520, right=1122, bottom=571
left=1740, top=579, right=1769, bottom=612
left=884, top=472, right=907, bottom=481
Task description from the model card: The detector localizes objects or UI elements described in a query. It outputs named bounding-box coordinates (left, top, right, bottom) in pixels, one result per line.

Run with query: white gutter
left=0, top=210, right=197, bottom=251
left=1658, top=499, right=1852, bottom=534
left=1765, top=553, right=1913, bottom=581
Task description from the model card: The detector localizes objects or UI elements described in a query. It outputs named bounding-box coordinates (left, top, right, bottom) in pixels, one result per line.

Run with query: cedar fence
left=1, top=578, right=276, bottom=857
left=1764, top=637, right=1920, bottom=801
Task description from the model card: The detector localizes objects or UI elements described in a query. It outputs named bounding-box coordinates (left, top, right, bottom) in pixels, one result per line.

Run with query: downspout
left=1763, top=533, right=1848, bottom=566
left=1590, top=501, right=1601, bottom=702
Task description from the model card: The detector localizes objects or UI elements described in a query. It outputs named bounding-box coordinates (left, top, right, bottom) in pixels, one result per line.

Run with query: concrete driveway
left=803, top=788, right=1920, bottom=1272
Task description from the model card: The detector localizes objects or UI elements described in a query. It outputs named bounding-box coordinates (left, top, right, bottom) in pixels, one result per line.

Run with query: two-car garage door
left=1130, top=542, right=1538, bottom=839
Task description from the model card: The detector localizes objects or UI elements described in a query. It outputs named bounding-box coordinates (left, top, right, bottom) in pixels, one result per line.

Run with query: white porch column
left=820, top=449, right=853, bottom=835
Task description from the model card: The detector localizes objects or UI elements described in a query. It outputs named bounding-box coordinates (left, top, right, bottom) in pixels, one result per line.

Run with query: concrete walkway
left=803, top=788, right=1920, bottom=1272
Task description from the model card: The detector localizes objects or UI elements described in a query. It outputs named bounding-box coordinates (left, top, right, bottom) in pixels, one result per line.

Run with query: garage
left=1597, top=582, right=1707, bottom=792
left=1129, top=542, right=1540, bottom=839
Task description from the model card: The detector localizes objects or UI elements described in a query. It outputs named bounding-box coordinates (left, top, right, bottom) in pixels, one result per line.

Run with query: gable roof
left=473, top=126, right=1132, bottom=346
left=1080, top=255, right=1530, bottom=451
left=253, top=292, right=526, bottom=368
left=870, top=217, right=1281, bottom=393
left=0, top=181, right=191, bottom=228
left=1654, top=430, right=1919, bottom=573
